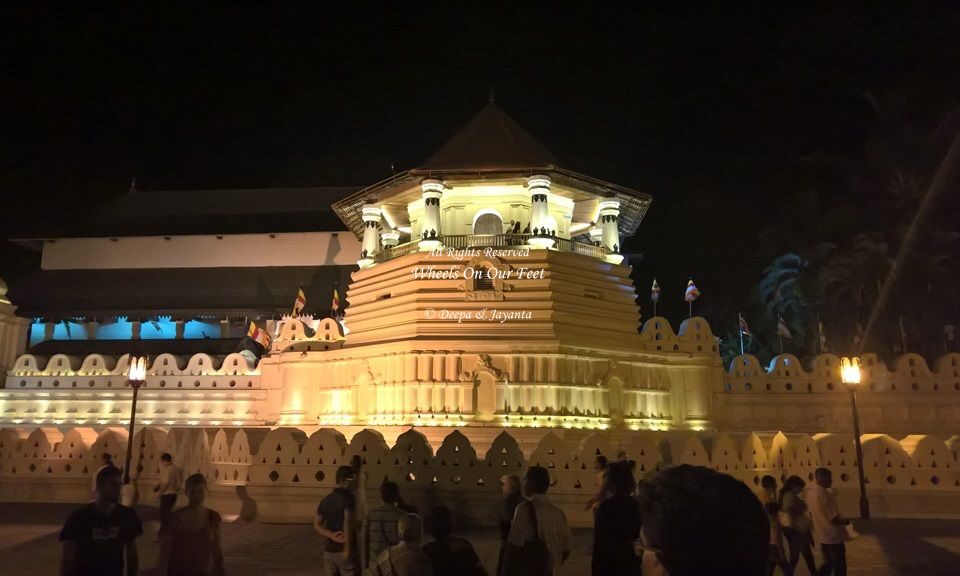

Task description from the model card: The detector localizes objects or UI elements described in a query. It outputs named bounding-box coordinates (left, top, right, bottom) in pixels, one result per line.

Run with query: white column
left=598, top=199, right=624, bottom=264
left=358, top=204, right=382, bottom=268
left=381, top=227, right=400, bottom=248
left=419, top=178, right=444, bottom=251
left=527, top=174, right=554, bottom=248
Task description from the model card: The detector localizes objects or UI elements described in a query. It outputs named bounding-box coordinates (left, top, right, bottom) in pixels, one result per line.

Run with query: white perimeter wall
left=40, top=232, right=362, bottom=270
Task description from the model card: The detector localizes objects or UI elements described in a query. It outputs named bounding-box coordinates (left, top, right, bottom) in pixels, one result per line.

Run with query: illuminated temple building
left=1, top=102, right=958, bottom=438
left=2, top=103, right=958, bottom=521
left=0, top=102, right=722, bottom=433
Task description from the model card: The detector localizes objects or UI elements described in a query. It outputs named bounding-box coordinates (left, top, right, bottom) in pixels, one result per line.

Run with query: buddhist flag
left=332, top=289, right=341, bottom=312
left=739, top=313, right=751, bottom=336
left=777, top=314, right=793, bottom=339
left=246, top=321, right=271, bottom=349
left=684, top=279, right=700, bottom=302
left=651, top=279, right=661, bottom=303
left=292, top=287, right=306, bottom=316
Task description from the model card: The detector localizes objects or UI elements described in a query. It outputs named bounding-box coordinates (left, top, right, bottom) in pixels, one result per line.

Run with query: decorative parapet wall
left=1, top=426, right=957, bottom=524
left=718, top=353, right=960, bottom=434
left=1, top=353, right=265, bottom=426
left=8, top=318, right=960, bottom=435
left=271, top=315, right=346, bottom=353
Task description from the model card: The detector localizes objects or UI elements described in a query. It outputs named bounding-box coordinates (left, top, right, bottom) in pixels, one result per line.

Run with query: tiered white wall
left=2, top=426, right=957, bottom=524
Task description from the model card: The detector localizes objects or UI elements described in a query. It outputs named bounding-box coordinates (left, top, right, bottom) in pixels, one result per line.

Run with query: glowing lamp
left=127, top=356, right=147, bottom=383
left=840, top=356, right=861, bottom=388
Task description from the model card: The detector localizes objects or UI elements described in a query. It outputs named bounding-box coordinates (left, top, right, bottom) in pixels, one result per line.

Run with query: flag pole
left=778, top=314, right=784, bottom=355
left=899, top=314, right=908, bottom=353
left=737, top=312, right=743, bottom=356
left=688, top=301, right=692, bottom=319
left=818, top=313, right=824, bottom=354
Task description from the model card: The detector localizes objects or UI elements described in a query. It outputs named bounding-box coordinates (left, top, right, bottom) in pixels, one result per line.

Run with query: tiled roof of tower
left=415, top=101, right=559, bottom=173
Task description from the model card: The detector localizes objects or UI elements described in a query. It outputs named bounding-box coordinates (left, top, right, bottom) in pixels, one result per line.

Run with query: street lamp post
left=123, top=356, right=147, bottom=485
left=840, top=356, right=870, bottom=520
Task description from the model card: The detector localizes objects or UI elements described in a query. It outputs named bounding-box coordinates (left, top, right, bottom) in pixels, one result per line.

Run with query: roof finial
left=488, top=85, right=496, bottom=104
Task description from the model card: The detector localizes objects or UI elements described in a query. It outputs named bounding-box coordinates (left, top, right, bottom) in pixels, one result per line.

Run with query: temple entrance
left=473, top=212, right=503, bottom=235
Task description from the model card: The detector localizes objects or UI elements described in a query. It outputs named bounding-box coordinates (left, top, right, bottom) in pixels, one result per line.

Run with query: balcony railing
left=443, top=234, right=530, bottom=249
left=372, top=234, right=610, bottom=264
left=372, top=240, right=420, bottom=263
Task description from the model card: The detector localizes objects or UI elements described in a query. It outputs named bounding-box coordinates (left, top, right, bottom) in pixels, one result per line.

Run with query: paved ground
left=1, top=503, right=958, bottom=575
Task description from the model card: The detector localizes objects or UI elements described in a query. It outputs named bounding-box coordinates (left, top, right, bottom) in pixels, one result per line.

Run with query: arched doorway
left=473, top=212, right=503, bottom=235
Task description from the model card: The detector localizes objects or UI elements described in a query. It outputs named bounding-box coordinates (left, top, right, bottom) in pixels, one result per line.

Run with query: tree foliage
left=744, top=95, right=960, bottom=364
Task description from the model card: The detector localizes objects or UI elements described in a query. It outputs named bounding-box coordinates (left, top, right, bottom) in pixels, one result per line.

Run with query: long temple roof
left=7, top=265, right=353, bottom=319
left=9, top=187, right=359, bottom=243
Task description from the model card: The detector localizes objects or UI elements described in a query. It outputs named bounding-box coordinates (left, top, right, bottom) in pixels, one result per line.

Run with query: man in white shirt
left=505, top=465, right=572, bottom=575
left=153, top=453, right=182, bottom=538
left=805, top=467, right=850, bottom=576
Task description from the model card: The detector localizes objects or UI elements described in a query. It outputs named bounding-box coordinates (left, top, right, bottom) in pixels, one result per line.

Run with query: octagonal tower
left=260, top=102, right=720, bottom=432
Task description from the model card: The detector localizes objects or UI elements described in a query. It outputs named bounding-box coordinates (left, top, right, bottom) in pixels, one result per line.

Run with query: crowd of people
left=59, top=450, right=855, bottom=576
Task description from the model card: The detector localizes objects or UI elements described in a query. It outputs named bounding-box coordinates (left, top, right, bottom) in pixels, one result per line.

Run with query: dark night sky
left=2, top=3, right=959, bottom=326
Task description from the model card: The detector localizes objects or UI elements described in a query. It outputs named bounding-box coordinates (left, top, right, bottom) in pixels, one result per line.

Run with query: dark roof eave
left=16, top=307, right=294, bottom=321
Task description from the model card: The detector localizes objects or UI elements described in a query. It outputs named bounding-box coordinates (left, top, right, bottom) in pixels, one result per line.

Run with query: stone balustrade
left=1, top=426, right=957, bottom=525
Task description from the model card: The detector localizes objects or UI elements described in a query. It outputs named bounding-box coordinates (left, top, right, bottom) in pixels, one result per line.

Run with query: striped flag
left=684, top=279, right=700, bottom=302
left=292, top=287, right=306, bottom=316
left=739, top=313, right=751, bottom=335
left=332, top=289, right=341, bottom=312
left=777, top=315, right=793, bottom=339
left=246, top=321, right=271, bottom=349
left=651, top=279, right=661, bottom=303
